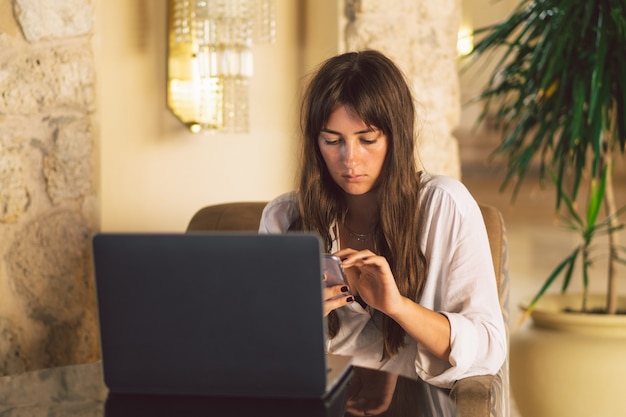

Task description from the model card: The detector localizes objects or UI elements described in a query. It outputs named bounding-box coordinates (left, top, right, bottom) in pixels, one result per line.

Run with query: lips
left=343, top=174, right=365, bottom=183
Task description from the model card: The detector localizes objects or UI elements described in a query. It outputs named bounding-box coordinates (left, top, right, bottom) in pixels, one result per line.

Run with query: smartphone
left=323, top=254, right=347, bottom=287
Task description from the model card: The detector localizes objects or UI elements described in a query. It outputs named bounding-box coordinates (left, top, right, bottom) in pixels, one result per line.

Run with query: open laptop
left=92, top=232, right=352, bottom=399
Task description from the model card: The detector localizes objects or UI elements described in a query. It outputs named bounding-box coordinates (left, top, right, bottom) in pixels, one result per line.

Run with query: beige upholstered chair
left=187, top=202, right=510, bottom=417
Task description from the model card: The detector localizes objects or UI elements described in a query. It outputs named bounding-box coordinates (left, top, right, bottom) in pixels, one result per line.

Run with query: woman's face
left=318, top=105, right=388, bottom=196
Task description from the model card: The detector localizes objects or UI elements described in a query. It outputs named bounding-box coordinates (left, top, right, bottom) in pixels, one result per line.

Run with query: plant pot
left=510, top=293, right=626, bottom=417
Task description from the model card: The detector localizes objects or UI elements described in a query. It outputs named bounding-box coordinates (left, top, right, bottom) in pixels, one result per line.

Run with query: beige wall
left=94, top=0, right=304, bottom=232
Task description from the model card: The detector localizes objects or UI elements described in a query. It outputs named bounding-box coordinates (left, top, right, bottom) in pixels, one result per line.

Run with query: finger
left=338, top=250, right=377, bottom=266
left=334, top=248, right=357, bottom=255
left=323, top=294, right=355, bottom=317
left=359, top=255, right=386, bottom=266
left=323, top=284, right=351, bottom=301
left=333, top=248, right=358, bottom=260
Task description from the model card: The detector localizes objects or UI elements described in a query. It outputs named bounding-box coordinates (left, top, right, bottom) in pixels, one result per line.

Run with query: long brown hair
left=292, top=50, right=427, bottom=359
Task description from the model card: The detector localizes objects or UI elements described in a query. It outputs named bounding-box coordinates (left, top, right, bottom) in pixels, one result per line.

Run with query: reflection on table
left=0, top=362, right=456, bottom=417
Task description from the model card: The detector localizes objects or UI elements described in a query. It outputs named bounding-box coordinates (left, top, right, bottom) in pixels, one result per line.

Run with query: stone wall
left=344, top=0, right=461, bottom=178
left=0, top=0, right=99, bottom=375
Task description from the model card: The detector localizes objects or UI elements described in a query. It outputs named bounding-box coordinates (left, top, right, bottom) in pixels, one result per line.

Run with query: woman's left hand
left=334, top=248, right=404, bottom=315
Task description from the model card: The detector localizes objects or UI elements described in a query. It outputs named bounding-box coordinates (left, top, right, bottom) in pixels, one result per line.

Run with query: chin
left=342, top=187, right=373, bottom=196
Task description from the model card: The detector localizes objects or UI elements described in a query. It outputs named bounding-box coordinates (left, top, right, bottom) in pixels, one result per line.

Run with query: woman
left=259, top=50, right=506, bottom=388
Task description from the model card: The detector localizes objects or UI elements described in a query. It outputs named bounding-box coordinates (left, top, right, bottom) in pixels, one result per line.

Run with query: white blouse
left=258, top=172, right=507, bottom=388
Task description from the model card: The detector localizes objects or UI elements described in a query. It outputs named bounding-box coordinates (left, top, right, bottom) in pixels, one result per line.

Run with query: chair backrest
left=478, top=205, right=510, bottom=329
left=478, top=205, right=511, bottom=417
left=187, top=202, right=268, bottom=232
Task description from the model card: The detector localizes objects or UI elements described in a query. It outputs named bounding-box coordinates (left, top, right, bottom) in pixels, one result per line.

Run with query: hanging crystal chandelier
left=167, top=0, right=276, bottom=134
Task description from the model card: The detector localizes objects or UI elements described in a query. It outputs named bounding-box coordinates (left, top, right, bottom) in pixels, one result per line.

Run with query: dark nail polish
left=340, top=286, right=349, bottom=293
left=346, top=296, right=354, bottom=303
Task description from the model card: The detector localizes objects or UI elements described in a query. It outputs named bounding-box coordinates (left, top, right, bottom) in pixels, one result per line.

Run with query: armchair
left=187, top=202, right=510, bottom=417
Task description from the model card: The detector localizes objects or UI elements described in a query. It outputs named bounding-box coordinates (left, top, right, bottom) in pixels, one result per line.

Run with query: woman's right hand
left=322, top=284, right=354, bottom=317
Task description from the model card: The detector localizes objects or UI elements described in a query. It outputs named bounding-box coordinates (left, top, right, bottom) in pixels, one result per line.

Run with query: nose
left=343, top=140, right=358, bottom=167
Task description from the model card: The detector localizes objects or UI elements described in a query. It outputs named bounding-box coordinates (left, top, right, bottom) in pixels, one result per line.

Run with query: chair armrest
left=450, top=374, right=497, bottom=417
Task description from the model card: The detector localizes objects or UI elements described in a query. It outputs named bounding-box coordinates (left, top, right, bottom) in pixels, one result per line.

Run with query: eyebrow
left=320, top=127, right=376, bottom=135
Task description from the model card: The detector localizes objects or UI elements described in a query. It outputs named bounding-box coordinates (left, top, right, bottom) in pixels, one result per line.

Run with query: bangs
left=337, top=72, right=391, bottom=135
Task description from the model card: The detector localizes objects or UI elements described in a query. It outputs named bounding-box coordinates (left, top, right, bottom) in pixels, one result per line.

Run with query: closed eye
left=360, top=130, right=383, bottom=144
left=320, top=134, right=342, bottom=145
left=360, top=137, right=378, bottom=145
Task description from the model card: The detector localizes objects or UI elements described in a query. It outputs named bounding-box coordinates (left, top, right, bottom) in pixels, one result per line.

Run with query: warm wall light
left=457, top=26, right=474, bottom=57
left=167, top=0, right=276, bottom=134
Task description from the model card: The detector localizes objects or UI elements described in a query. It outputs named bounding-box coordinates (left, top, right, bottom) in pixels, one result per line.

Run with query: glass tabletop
left=0, top=362, right=456, bottom=417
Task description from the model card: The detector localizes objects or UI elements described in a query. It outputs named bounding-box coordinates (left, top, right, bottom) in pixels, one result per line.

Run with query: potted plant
left=465, top=1, right=626, bottom=416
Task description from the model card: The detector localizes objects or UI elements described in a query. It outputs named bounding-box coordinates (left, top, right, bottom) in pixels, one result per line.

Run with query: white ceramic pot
left=510, top=293, right=626, bottom=417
